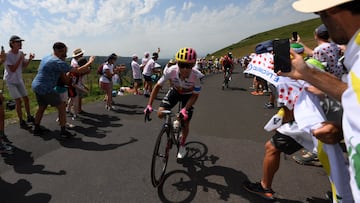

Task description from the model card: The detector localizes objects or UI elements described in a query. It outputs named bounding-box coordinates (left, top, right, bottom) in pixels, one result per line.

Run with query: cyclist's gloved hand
left=144, top=105, right=153, bottom=114
left=180, top=108, right=188, bottom=121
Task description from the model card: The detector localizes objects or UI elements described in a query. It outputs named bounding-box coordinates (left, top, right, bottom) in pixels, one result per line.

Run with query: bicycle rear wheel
left=151, top=126, right=171, bottom=187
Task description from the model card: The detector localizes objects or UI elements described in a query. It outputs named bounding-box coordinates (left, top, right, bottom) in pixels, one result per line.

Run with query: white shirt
left=131, top=60, right=142, bottom=79
left=142, top=58, right=156, bottom=76
left=99, top=62, right=114, bottom=83
left=157, top=64, right=202, bottom=94
left=4, top=51, right=26, bottom=84
left=342, top=28, right=360, bottom=202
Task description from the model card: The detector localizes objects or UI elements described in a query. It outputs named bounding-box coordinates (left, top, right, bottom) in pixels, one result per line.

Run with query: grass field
left=1, top=17, right=322, bottom=123
left=210, top=18, right=322, bottom=58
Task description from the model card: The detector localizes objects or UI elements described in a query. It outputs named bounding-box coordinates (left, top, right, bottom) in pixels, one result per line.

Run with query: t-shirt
left=157, top=64, right=201, bottom=95
left=142, top=58, right=156, bottom=76
left=313, top=42, right=343, bottom=79
left=4, top=51, right=25, bottom=84
left=342, top=29, right=360, bottom=202
left=32, top=54, right=72, bottom=95
left=131, top=60, right=142, bottom=79
left=99, top=62, right=114, bottom=83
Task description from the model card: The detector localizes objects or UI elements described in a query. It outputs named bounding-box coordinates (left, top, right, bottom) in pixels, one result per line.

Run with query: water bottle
left=173, top=120, right=180, bottom=133
left=264, top=108, right=285, bottom=132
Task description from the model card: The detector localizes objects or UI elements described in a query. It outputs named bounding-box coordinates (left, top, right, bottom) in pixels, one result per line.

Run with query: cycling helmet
left=228, top=52, right=233, bottom=58
left=175, top=47, right=197, bottom=63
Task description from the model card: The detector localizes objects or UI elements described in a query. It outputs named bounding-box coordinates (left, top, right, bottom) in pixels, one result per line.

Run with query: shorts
left=7, top=82, right=27, bottom=99
left=160, top=88, right=194, bottom=120
left=35, top=92, right=62, bottom=107
left=143, top=75, right=152, bottom=82
left=100, top=81, right=112, bottom=92
left=270, top=131, right=303, bottom=155
left=134, top=79, right=143, bottom=85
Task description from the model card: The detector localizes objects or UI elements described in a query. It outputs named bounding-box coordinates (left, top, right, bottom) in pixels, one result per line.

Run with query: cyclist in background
left=144, top=47, right=201, bottom=159
left=222, top=52, right=234, bottom=80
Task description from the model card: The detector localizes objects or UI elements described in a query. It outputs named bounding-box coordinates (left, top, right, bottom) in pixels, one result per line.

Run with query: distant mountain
left=210, top=18, right=322, bottom=58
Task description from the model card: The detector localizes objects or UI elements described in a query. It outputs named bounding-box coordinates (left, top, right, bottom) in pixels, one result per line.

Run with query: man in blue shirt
left=32, top=42, right=95, bottom=138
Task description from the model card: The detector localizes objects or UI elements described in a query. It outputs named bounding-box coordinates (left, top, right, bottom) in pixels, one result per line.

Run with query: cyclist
left=144, top=47, right=201, bottom=159
left=221, top=52, right=234, bottom=83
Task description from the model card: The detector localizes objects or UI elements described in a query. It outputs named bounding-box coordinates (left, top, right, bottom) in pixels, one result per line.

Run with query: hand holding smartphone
left=273, top=39, right=291, bottom=73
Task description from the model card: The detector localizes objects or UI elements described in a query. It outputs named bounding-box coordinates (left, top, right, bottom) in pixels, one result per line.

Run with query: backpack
left=97, top=63, right=104, bottom=75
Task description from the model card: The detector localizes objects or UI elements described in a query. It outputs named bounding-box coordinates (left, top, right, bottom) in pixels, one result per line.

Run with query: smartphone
left=1, top=46, right=4, bottom=52
left=292, top=31, right=298, bottom=41
left=273, top=39, right=291, bottom=73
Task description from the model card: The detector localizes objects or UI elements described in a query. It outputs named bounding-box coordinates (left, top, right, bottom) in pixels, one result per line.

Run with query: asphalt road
left=0, top=66, right=331, bottom=203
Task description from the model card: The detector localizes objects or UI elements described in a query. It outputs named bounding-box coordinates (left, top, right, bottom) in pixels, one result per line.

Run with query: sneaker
left=292, top=151, right=322, bottom=167
left=72, top=114, right=78, bottom=120
left=106, top=105, right=116, bottom=111
left=66, top=122, right=75, bottom=128
left=27, top=115, right=35, bottom=123
left=177, top=145, right=187, bottom=159
left=20, top=120, right=31, bottom=129
left=264, top=102, right=275, bottom=109
left=243, top=181, right=275, bottom=200
left=0, top=135, right=12, bottom=144
left=0, top=142, right=13, bottom=154
left=60, top=130, right=76, bottom=139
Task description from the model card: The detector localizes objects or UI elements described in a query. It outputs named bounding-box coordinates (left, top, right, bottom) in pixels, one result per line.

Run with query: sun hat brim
left=292, top=0, right=353, bottom=13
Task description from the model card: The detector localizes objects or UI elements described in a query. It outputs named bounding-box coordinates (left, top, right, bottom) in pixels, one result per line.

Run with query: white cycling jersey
left=157, top=64, right=202, bottom=95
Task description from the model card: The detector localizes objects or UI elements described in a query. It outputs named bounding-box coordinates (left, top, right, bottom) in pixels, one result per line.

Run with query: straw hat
left=72, top=48, right=85, bottom=57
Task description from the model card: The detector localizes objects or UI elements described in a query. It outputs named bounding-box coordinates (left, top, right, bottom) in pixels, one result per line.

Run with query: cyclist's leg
left=158, top=88, right=179, bottom=119
left=179, top=94, right=194, bottom=145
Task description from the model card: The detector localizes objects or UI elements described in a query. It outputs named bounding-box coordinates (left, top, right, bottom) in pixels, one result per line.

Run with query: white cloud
left=182, top=1, right=194, bottom=11
left=0, top=0, right=316, bottom=59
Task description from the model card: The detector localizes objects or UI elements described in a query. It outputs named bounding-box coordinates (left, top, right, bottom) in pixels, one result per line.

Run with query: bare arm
left=71, top=56, right=96, bottom=74
left=184, top=93, right=199, bottom=110
left=148, top=83, right=162, bottom=106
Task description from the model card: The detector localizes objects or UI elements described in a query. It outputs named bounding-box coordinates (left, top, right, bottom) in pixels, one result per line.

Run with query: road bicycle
left=145, top=107, right=184, bottom=187
left=222, top=68, right=231, bottom=90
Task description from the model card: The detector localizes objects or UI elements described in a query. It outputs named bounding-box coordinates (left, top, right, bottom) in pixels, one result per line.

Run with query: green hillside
left=210, top=18, right=322, bottom=58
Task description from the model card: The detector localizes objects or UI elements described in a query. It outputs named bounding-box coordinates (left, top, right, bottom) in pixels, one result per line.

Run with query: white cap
left=292, top=0, right=353, bottom=13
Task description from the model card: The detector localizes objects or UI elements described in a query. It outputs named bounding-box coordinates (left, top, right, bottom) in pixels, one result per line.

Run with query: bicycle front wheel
left=151, top=126, right=171, bottom=187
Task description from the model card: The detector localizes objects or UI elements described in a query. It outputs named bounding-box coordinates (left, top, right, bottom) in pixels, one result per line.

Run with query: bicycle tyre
left=151, top=126, right=171, bottom=187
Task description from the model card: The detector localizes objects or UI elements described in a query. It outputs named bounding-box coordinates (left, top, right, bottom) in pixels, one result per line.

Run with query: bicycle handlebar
left=144, top=109, right=183, bottom=123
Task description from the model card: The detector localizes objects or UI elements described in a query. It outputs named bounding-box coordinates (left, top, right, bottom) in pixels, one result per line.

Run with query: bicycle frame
left=146, top=106, right=183, bottom=187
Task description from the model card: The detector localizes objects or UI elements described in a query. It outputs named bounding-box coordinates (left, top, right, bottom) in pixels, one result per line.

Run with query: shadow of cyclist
left=157, top=141, right=307, bottom=203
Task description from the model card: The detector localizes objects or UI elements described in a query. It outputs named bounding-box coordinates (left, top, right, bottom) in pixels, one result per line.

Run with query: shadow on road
left=0, top=177, right=51, bottom=203
left=1, top=146, right=66, bottom=175
left=157, top=141, right=309, bottom=203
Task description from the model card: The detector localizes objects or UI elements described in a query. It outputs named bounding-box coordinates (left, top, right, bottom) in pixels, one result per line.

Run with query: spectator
left=292, top=25, right=345, bottom=166
left=131, top=54, right=142, bottom=95
left=3, top=35, right=35, bottom=130
left=140, top=48, right=160, bottom=97
left=142, top=52, right=159, bottom=97
left=0, top=48, right=13, bottom=153
left=279, top=0, right=360, bottom=201
left=31, top=42, right=95, bottom=138
left=297, top=24, right=345, bottom=79
left=69, top=48, right=90, bottom=114
left=68, top=57, right=90, bottom=120
left=99, top=53, right=119, bottom=110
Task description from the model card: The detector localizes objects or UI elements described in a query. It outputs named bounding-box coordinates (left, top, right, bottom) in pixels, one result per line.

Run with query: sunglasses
left=178, top=62, right=194, bottom=69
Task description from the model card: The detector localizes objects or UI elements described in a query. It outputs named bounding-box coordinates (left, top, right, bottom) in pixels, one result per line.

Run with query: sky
left=0, top=0, right=316, bottom=59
